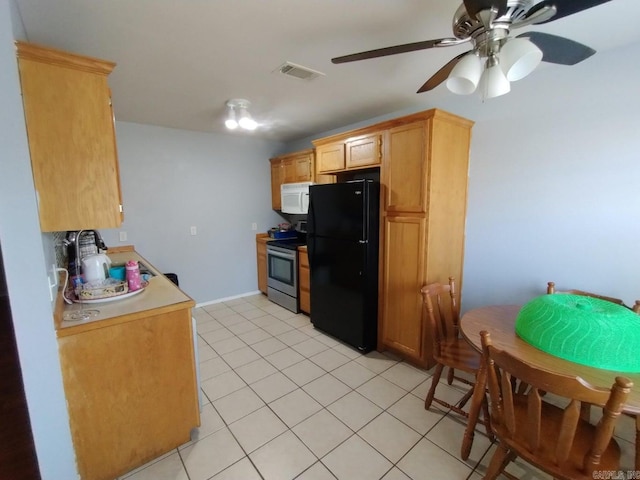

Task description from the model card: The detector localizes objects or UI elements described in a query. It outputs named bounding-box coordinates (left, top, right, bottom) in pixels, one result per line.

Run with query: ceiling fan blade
left=517, top=31, right=595, bottom=65
left=331, top=38, right=464, bottom=64
left=527, top=0, right=611, bottom=24
left=417, top=52, right=469, bottom=93
left=463, top=0, right=507, bottom=19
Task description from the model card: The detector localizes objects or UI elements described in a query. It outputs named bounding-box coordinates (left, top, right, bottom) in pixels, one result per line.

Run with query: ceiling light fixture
left=225, top=99, right=257, bottom=131
left=446, top=37, right=542, bottom=99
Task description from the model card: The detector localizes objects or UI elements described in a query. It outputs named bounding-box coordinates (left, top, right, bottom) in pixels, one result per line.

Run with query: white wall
left=1, top=0, right=77, bottom=478
left=461, top=42, right=640, bottom=309
left=285, top=41, right=640, bottom=310
left=99, top=122, right=285, bottom=303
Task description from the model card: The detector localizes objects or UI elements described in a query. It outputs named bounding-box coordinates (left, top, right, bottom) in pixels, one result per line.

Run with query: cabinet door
left=282, top=158, right=297, bottom=184
left=58, top=308, right=199, bottom=480
left=380, top=215, right=430, bottom=366
left=257, top=240, right=267, bottom=294
left=383, top=121, right=428, bottom=214
left=270, top=160, right=283, bottom=210
left=17, top=43, right=122, bottom=232
left=298, top=249, right=310, bottom=314
left=346, top=133, right=381, bottom=169
left=294, top=153, right=313, bottom=182
left=316, top=143, right=345, bottom=173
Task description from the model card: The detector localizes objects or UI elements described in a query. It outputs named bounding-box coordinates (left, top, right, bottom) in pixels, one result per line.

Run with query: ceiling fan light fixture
left=479, top=55, right=510, bottom=99
left=446, top=52, right=482, bottom=95
left=500, top=38, right=543, bottom=82
left=224, top=105, right=238, bottom=130
left=238, top=107, right=257, bottom=130
left=225, top=99, right=257, bottom=131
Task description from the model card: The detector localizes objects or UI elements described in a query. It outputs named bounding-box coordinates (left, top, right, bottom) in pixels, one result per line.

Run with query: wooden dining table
left=460, top=304, right=640, bottom=469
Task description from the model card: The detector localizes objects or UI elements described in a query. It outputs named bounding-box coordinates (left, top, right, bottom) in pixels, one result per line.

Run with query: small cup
left=109, top=266, right=126, bottom=281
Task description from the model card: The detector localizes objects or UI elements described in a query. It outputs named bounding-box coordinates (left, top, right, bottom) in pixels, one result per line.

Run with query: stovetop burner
left=269, top=238, right=307, bottom=250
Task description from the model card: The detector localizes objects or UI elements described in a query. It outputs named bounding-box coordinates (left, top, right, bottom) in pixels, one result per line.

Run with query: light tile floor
left=119, top=294, right=637, bottom=480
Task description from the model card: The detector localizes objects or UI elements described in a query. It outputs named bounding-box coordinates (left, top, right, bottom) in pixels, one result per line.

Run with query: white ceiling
left=14, top=0, right=640, bottom=143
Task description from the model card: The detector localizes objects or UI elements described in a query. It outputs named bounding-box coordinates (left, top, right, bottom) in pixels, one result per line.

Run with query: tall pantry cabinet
left=16, top=41, right=123, bottom=232
left=380, top=110, right=472, bottom=368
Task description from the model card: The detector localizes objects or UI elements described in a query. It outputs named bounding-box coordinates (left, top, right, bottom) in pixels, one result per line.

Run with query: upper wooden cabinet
left=16, top=41, right=123, bottom=232
left=315, top=142, right=345, bottom=173
left=384, top=122, right=428, bottom=214
left=315, top=133, right=382, bottom=174
left=346, top=133, right=382, bottom=169
left=269, top=149, right=313, bottom=210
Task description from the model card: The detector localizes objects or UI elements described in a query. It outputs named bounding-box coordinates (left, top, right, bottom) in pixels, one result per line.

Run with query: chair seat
left=496, top=395, right=621, bottom=479
left=437, top=337, right=482, bottom=373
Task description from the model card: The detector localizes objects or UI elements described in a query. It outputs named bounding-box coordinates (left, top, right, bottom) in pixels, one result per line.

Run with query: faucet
left=62, top=230, right=108, bottom=286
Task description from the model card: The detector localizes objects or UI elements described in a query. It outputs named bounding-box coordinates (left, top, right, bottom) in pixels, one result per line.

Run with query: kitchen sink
left=110, top=261, right=156, bottom=278
left=137, top=262, right=156, bottom=277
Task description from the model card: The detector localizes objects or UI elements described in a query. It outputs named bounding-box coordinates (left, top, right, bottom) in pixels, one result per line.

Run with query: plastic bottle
left=125, top=260, right=142, bottom=292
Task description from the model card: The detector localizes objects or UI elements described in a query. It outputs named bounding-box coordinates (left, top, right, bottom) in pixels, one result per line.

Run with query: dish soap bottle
left=125, top=260, right=142, bottom=292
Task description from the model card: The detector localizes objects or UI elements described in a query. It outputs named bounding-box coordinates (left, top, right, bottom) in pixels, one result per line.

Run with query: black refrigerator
left=307, top=180, right=380, bottom=352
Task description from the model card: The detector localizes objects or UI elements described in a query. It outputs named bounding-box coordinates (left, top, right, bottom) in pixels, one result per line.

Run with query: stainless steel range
left=266, top=239, right=305, bottom=313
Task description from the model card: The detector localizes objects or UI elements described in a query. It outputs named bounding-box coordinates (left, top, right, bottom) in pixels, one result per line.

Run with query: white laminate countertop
left=57, top=250, right=194, bottom=336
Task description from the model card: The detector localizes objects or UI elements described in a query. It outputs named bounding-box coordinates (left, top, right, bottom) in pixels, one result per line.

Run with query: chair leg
left=461, top=362, right=490, bottom=460
left=447, top=367, right=455, bottom=385
left=635, top=415, right=640, bottom=471
left=481, top=395, right=494, bottom=442
left=484, top=444, right=514, bottom=480
left=425, top=364, right=444, bottom=410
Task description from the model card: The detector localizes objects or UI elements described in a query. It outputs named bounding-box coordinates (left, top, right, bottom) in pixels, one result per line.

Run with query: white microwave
left=281, top=182, right=313, bottom=214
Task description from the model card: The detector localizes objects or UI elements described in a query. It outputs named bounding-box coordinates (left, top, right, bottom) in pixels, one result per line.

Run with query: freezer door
left=309, top=236, right=377, bottom=351
left=308, top=181, right=368, bottom=241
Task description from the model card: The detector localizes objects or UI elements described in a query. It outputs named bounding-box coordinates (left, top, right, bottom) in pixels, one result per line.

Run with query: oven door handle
left=267, top=249, right=294, bottom=259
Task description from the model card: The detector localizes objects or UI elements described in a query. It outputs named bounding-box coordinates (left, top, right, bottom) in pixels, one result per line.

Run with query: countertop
left=55, top=249, right=194, bottom=337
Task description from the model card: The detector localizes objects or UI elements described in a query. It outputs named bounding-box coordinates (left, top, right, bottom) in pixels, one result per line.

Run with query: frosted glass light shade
left=446, top=53, right=483, bottom=95
left=500, top=38, right=543, bottom=81
left=238, top=107, right=257, bottom=130
left=225, top=108, right=238, bottom=129
left=479, top=61, right=511, bottom=99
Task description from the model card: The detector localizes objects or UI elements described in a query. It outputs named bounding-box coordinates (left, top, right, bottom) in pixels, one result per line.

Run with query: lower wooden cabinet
left=269, top=149, right=313, bottom=210
left=57, top=307, right=199, bottom=480
left=256, top=235, right=269, bottom=294
left=298, top=248, right=310, bottom=314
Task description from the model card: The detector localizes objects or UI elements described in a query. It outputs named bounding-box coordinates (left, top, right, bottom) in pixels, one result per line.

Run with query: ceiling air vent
left=275, top=62, right=325, bottom=81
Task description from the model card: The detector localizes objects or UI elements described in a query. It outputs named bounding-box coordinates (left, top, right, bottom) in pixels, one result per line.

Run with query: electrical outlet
left=119, top=231, right=127, bottom=242
left=251, top=222, right=257, bottom=231
left=190, top=226, right=197, bottom=236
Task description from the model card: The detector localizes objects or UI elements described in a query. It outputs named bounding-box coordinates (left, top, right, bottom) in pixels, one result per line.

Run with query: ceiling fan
left=331, top=0, right=609, bottom=98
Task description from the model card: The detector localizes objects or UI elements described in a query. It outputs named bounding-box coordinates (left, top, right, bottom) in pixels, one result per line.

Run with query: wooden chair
left=421, top=277, right=492, bottom=460
left=480, top=330, right=632, bottom=480
left=548, top=281, right=640, bottom=468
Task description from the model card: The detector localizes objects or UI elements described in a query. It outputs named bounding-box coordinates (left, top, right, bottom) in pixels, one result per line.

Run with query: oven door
left=267, top=246, right=297, bottom=297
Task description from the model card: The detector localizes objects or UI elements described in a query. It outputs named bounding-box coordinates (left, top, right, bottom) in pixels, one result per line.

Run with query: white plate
left=73, top=285, right=147, bottom=304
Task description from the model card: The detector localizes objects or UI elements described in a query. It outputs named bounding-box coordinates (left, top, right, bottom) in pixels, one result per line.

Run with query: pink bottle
left=125, top=260, right=142, bottom=291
